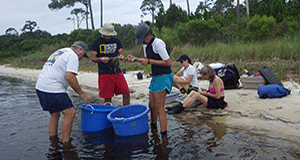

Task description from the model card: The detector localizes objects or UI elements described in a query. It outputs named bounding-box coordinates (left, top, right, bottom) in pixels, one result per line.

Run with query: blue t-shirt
left=90, top=37, right=123, bottom=75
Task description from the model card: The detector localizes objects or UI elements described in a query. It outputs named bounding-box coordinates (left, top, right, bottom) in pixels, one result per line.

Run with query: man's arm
left=118, top=48, right=125, bottom=60
left=66, top=72, right=91, bottom=102
left=90, top=50, right=110, bottom=63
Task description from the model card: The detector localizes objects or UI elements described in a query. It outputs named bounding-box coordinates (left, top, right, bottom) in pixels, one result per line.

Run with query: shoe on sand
left=166, top=105, right=178, bottom=111
left=168, top=104, right=185, bottom=114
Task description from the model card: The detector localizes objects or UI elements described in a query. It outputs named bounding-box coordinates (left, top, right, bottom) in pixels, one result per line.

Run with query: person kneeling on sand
left=168, top=66, right=228, bottom=114
left=173, top=54, right=199, bottom=97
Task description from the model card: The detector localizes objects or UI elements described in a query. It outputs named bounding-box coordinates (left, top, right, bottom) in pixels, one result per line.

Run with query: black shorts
left=207, top=96, right=227, bottom=109
left=187, top=85, right=199, bottom=94
left=36, top=89, right=73, bottom=114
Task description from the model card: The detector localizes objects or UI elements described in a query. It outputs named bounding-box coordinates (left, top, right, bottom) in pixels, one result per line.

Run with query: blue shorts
left=148, top=73, right=174, bottom=93
left=36, top=89, right=73, bottom=114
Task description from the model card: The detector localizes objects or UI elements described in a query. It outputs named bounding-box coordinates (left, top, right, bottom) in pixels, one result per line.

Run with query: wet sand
left=1, top=65, right=300, bottom=142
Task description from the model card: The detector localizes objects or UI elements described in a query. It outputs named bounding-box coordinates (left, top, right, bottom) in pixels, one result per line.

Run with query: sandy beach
left=1, top=64, right=300, bottom=142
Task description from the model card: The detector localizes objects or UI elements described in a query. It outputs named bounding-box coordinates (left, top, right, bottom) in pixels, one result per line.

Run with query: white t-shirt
left=35, top=48, right=79, bottom=93
left=180, top=64, right=198, bottom=88
left=142, top=38, right=170, bottom=60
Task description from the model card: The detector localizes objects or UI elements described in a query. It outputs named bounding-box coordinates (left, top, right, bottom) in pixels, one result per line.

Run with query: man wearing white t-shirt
left=35, top=41, right=91, bottom=147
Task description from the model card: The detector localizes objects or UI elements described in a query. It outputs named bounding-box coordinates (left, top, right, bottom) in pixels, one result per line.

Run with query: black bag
left=217, top=64, right=240, bottom=89
left=258, top=66, right=283, bottom=86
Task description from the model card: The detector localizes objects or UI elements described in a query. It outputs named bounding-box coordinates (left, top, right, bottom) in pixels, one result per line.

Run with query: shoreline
left=1, top=65, right=300, bottom=142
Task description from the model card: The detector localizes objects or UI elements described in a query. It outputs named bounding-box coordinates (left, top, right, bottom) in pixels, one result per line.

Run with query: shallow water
left=0, top=74, right=299, bottom=159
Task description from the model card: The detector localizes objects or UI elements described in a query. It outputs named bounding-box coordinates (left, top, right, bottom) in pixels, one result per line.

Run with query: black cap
left=176, top=54, right=189, bottom=62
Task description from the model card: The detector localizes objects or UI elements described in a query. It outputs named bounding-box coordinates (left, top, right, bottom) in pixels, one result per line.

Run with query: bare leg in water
left=48, top=107, right=76, bottom=143
left=149, top=90, right=167, bottom=133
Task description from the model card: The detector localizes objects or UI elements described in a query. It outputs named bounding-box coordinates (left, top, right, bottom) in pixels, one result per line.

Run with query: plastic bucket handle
left=85, top=104, right=94, bottom=114
left=107, top=105, right=150, bottom=123
left=103, top=102, right=112, bottom=106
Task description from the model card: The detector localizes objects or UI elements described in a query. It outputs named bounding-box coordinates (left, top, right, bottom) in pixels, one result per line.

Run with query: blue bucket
left=79, top=104, right=117, bottom=132
left=107, top=104, right=150, bottom=136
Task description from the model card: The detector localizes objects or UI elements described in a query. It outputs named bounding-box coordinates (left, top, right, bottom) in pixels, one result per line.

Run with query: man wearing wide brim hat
left=99, top=23, right=117, bottom=36
left=89, top=23, right=130, bottom=106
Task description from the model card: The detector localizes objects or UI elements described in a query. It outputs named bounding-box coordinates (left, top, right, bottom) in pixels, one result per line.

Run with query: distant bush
left=177, top=19, right=221, bottom=45
left=247, top=15, right=277, bottom=40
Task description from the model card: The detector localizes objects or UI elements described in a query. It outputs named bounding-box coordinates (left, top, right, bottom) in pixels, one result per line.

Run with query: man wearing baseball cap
left=90, top=23, right=130, bottom=106
left=36, top=41, right=91, bottom=148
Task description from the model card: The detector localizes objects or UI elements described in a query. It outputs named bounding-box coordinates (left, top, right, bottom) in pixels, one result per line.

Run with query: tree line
left=0, top=0, right=299, bottom=59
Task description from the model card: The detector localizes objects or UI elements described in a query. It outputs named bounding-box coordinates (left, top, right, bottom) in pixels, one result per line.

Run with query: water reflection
left=46, top=136, right=80, bottom=160
left=78, top=127, right=171, bottom=159
left=197, top=114, right=228, bottom=154
left=150, top=129, right=172, bottom=159
left=47, top=135, right=63, bottom=159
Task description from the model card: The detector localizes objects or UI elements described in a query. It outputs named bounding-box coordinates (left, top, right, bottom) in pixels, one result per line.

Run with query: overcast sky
left=1, top=0, right=207, bottom=36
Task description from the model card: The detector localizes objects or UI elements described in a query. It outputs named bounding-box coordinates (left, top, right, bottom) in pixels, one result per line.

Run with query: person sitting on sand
left=173, top=54, right=198, bottom=97
left=168, top=66, right=227, bottom=114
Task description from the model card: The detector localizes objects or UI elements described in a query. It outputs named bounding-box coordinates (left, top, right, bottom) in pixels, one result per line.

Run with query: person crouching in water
left=173, top=54, right=199, bottom=97
left=168, top=66, right=227, bottom=114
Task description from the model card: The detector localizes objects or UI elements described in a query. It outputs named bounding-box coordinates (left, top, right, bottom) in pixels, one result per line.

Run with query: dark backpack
left=217, top=64, right=240, bottom=89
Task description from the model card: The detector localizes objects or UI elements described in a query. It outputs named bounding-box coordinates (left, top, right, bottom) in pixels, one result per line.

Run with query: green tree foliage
left=67, top=29, right=94, bottom=46
left=250, top=0, right=300, bottom=23
left=195, top=0, right=213, bottom=13
left=21, top=20, right=38, bottom=39
left=151, top=26, right=180, bottom=51
left=278, top=16, right=300, bottom=36
left=113, top=24, right=135, bottom=49
left=155, top=6, right=165, bottom=33
left=247, top=15, right=277, bottom=40
left=177, top=19, right=221, bottom=45
left=67, top=8, right=87, bottom=29
left=191, top=0, right=215, bottom=20
left=5, top=28, right=18, bottom=37
left=1, top=0, right=300, bottom=60
left=140, top=0, right=163, bottom=23
left=220, top=16, right=249, bottom=43
left=164, top=4, right=188, bottom=28
left=49, top=0, right=95, bottom=30
left=213, top=0, right=234, bottom=16
left=48, top=0, right=71, bottom=9
left=287, top=0, right=300, bottom=20
left=33, top=30, right=52, bottom=39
